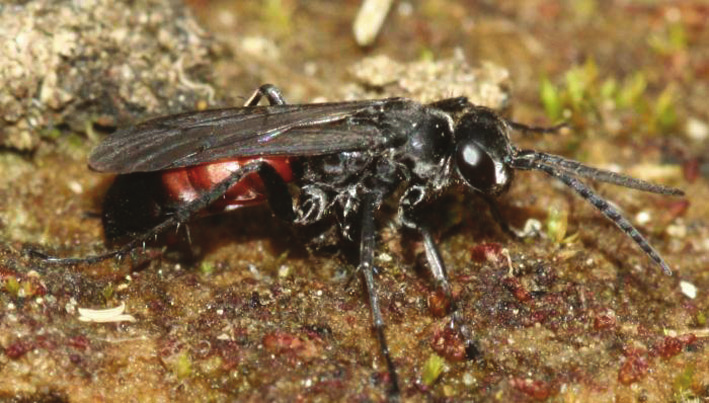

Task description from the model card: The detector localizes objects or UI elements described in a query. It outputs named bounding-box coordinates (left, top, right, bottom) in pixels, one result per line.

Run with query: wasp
left=33, top=84, right=684, bottom=398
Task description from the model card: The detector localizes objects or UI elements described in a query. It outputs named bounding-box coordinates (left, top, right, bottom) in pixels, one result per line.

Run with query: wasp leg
left=256, top=163, right=296, bottom=223
left=359, top=192, right=400, bottom=399
left=30, top=161, right=278, bottom=265
left=419, top=225, right=480, bottom=359
left=244, top=83, right=287, bottom=106
left=482, top=195, right=525, bottom=240
left=399, top=186, right=480, bottom=359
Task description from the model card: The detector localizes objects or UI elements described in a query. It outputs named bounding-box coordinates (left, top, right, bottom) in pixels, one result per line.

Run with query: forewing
left=89, top=99, right=397, bottom=173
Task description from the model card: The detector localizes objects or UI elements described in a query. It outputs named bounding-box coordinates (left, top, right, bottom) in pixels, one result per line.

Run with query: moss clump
left=422, top=353, right=445, bottom=386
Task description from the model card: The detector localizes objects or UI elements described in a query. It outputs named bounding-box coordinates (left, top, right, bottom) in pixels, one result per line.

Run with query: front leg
left=482, top=194, right=526, bottom=240
left=398, top=186, right=480, bottom=359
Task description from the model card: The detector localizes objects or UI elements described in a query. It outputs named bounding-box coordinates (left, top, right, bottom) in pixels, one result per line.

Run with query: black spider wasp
left=32, top=84, right=684, bottom=399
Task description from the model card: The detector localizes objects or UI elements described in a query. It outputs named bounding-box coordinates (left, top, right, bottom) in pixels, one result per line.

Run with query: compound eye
left=456, top=142, right=497, bottom=192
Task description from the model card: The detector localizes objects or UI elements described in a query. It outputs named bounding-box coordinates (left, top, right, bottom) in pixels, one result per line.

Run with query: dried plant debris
left=348, top=51, right=510, bottom=109
left=77, top=302, right=136, bottom=323
left=352, top=0, right=394, bottom=46
left=0, top=0, right=216, bottom=151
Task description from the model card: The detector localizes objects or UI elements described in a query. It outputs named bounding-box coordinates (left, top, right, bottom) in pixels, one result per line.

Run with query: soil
left=1, top=1, right=708, bottom=402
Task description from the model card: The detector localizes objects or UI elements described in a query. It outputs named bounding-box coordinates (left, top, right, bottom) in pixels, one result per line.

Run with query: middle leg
left=358, top=192, right=401, bottom=399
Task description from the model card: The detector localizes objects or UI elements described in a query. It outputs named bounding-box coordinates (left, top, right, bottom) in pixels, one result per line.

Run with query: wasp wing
left=89, top=99, right=406, bottom=174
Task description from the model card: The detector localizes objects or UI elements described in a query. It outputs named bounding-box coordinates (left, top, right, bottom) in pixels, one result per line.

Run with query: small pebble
left=680, top=281, right=697, bottom=299
left=686, top=117, right=709, bottom=141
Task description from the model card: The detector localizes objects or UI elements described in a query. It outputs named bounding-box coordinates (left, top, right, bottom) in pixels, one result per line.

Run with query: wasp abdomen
left=161, top=157, right=294, bottom=212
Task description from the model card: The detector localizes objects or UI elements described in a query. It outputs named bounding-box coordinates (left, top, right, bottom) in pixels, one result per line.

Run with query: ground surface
left=1, top=1, right=708, bottom=402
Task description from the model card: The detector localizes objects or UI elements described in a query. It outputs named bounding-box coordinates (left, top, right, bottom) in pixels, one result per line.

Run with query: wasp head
left=453, top=107, right=515, bottom=196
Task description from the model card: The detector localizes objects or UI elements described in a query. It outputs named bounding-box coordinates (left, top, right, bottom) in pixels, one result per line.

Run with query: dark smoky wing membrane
left=88, top=99, right=405, bottom=174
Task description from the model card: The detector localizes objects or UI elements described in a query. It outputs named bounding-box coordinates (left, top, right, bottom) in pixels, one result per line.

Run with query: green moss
left=175, top=352, right=192, bottom=379
left=421, top=0, right=450, bottom=19
left=648, top=22, right=688, bottom=55
left=599, top=78, right=617, bottom=102
left=66, top=133, right=86, bottom=149
left=540, top=77, right=563, bottom=121
left=546, top=206, right=568, bottom=244
left=418, top=47, right=435, bottom=62
left=4, top=277, right=20, bottom=296
left=200, top=261, right=215, bottom=275
left=539, top=59, right=598, bottom=121
left=571, top=0, right=597, bottom=20
left=40, top=127, right=62, bottom=140
left=538, top=59, right=679, bottom=135
left=421, top=353, right=445, bottom=386
left=652, top=86, right=678, bottom=131
left=102, top=284, right=114, bottom=302
left=261, top=0, right=293, bottom=36
left=563, top=59, right=598, bottom=111
left=22, top=281, right=34, bottom=298
left=615, top=72, right=647, bottom=110
left=672, top=364, right=694, bottom=397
